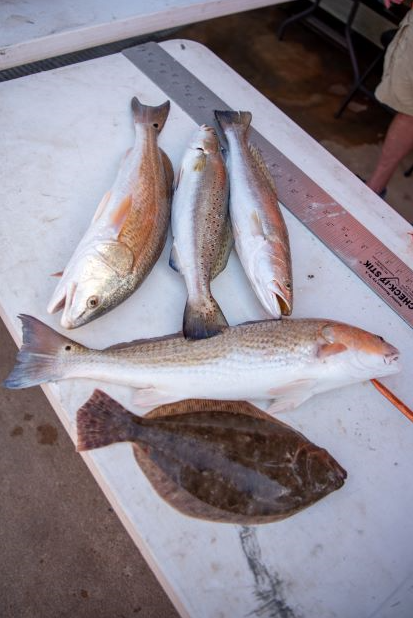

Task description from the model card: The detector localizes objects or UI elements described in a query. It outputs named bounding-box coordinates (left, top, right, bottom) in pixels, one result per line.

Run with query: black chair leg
left=277, top=0, right=321, bottom=41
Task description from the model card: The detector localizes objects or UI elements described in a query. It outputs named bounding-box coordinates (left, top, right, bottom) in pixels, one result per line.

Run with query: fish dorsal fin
left=169, top=243, right=183, bottom=274
left=96, top=241, right=134, bottom=276
left=193, top=154, right=207, bottom=172
left=248, top=144, right=277, bottom=193
left=105, top=331, right=181, bottom=351
left=211, top=218, right=233, bottom=280
left=92, top=191, right=112, bottom=223
left=144, top=398, right=278, bottom=423
left=174, top=166, right=184, bottom=191
left=239, top=318, right=273, bottom=328
left=110, top=194, right=133, bottom=238
left=160, top=148, right=174, bottom=195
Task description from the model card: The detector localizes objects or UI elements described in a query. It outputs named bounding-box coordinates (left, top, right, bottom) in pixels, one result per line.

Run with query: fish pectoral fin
left=121, top=147, right=132, bottom=165
left=169, top=243, right=183, bottom=274
left=193, top=153, right=207, bottom=172
left=50, top=271, right=64, bottom=278
left=250, top=210, right=266, bottom=238
left=92, top=191, right=112, bottom=223
left=132, top=387, right=173, bottom=409
left=267, top=379, right=316, bottom=414
left=110, top=194, right=133, bottom=238
left=317, top=342, right=347, bottom=359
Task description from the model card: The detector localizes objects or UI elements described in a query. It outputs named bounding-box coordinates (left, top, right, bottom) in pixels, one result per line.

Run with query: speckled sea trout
left=47, top=97, right=173, bottom=329
left=76, top=392, right=347, bottom=524
left=4, top=315, right=399, bottom=412
left=170, top=125, right=231, bottom=340
left=215, top=110, right=292, bottom=318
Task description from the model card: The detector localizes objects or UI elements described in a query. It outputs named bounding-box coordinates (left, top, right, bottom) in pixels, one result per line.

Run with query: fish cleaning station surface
left=1, top=2, right=413, bottom=618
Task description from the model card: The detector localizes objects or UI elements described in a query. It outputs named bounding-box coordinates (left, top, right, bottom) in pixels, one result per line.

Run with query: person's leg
left=367, top=112, right=413, bottom=194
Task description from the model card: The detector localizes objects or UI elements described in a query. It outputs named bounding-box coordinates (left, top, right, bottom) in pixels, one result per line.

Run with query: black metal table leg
left=344, top=0, right=361, bottom=83
left=277, top=0, right=321, bottom=40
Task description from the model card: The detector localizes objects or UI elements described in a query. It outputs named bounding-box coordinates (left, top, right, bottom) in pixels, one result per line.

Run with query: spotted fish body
left=76, top=392, right=347, bottom=524
left=4, top=315, right=400, bottom=414
left=170, top=125, right=231, bottom=339
left=47, top=97, right=173, bottom=329
left=215, top=110, right=292, bottom=318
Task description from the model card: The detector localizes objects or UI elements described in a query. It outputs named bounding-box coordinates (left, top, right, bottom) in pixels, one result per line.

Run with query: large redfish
left=48, top=97, right=173, bottom=328
left=4, top=315, right=399, bottom=412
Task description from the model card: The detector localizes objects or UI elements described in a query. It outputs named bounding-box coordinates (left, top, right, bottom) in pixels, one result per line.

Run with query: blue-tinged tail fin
left=3, top=314, right=78, bottom=389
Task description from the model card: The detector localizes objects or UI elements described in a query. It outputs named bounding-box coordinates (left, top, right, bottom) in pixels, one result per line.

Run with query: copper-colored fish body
left=47, top=97, right=173, bottom=328
left=76, top=391, right=346, bottom=524
left=215, top=110, right=292, bottom=318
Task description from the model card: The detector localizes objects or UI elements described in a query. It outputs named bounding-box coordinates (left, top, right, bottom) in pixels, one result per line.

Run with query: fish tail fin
left=3, top=314, right=80, bottom=389
left=214, top=110, right=252, bottom=136
left=76, top=390, right=142, bottom=451
left=131, top=97, right=170, bottom=132
left=183, top=294, right=228, bottom=340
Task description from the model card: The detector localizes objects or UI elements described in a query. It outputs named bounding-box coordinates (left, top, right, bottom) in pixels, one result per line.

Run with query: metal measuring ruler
left=123, top=42, right=413, bottom=329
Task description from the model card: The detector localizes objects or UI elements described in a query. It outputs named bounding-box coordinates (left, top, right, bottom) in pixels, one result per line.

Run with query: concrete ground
left=1, top=4, right=412, bottom=618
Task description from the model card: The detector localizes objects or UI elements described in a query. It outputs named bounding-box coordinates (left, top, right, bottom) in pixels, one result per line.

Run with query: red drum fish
left=47, top=97, right=173, bottom=329
left=4, top=315, right=399, bottom=413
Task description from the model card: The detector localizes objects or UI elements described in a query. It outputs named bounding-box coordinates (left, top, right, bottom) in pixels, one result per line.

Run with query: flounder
left=77, top=391, right=347, bottom=524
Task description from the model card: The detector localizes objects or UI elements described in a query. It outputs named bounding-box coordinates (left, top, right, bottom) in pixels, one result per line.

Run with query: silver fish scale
left=102, top=319, right=319, bottom=373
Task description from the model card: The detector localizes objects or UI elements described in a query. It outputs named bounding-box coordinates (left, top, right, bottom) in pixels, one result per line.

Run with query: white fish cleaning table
left=1, top=39, right=413, bottom=618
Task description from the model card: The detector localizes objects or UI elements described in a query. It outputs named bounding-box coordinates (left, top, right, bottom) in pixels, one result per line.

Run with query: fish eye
left=196, top=147, right=204, bottom=151
left=285, top=282, right=291, bottom=290
left=377, top=335, right=384, bottom=342
left=87, top=295, right=99, bottom=309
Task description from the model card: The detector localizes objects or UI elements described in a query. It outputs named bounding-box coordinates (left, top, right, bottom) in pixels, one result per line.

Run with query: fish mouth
left=267, top=281, right=292, bottom=317
left=276, top=293, right=292, bottom=317
left=384, top=350, right=399, bottom=365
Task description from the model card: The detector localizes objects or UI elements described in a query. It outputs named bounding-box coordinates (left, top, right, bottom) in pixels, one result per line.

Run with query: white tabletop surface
left=1, top=38, right=413, bottom=618
left=0, top=0, right=291, bottom=70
